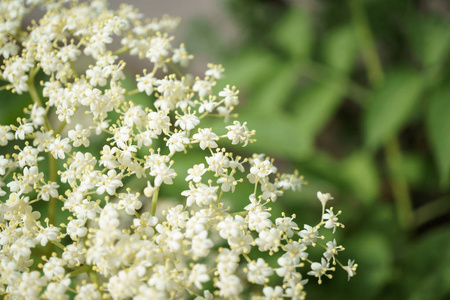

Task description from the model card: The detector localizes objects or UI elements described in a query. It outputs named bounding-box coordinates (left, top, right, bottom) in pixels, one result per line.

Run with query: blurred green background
left=183, top=0, right=450, bottom=299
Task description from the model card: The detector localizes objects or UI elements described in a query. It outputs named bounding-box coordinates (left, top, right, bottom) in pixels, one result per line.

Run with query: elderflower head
left=0, top=1, right=356, bottom=299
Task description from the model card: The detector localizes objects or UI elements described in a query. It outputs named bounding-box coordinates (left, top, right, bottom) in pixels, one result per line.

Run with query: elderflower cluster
left=0, top=1, right=357, bottom=299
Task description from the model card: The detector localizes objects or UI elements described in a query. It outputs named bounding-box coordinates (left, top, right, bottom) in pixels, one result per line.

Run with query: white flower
left=13, top=119, right=34, bottom=140
left=262, top=286, right=284, bottom=300
left=30, top=103, right=46, bottom=127
left=192, top=128, right=219, bottom=150
left=17, top=145, right=39, bottom=168
left=247, top=158, right=277, bottom=184
left=275, top=216, right=298, bottom=238
left=322, top=208, right=343, bottom=233
left=38, top=182, right=59, bottom=201
left=146, top=35, right=171, bottom=66
left=298, top=224, right=320, bottom=246
left=206, top=151, right=230, bottom=175
left=255, top=228, right=282, bottom=253
left=193, top=79, right=213, bottom=98
left=185, top=163, right=207, bottom=183
left=150, top=161, right=176, bottom=187
left=48, top=137, right=72, bottom=159
left=143, top=181, right=155, bottom=197
left=58, top=44, right=81, bottom=63
left=0, top=125, right=14, bottom=146
left=166, top=131, right=189, bottom=154
left=217, top=215, right=246, bottom=239
left=217, top=172, right=239, bottom=192
left=148, top=110, right=171, bottom=135
left=216, top=274, right=243, bottom=298
left=323, top=239, right=343, bottom=263
left=248, top=209, right=272, bottom=233
left=75, top=284, right=101, bottom=300
left=118, top=191, right=143, bottom=215
left=137, top=72, right=156, bottom=96
left=218, top=85, right=239, bottom=107
left=307, top=258, right=334, bottom=284
left=216, top=248, right=240, bottom=276
left=205, top=63, right=223, bottom=79
left=43, top=257, right=66, bottom=279
left=67, top=218, right=88, bottom=240
left=96, top=169, right=123, bottom=195
left=342, top=259, right=358, bottom=281
left=226, top=121, right=254, bottom=146
left=191, top=230, right=213, bottom=258
left=188, top=264, right=210, bottom=289
left=246, top=258, right=273, bottom=285
left=317, top=191, right=333, bottom=208
left=172, top=43, right=192, bottom=67
left=68, top=124, right=91, bottom=147
left=175, top=111, right=200, bottom=131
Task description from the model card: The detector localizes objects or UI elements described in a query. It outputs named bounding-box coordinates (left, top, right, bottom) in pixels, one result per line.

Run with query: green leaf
left=244, top=62, right=299, bottom=115
left=234, top=114, right=313, bottom=160
left=340, top=151, right=380, bottom=205
left=271, top=8, right=313, bottom=59
left=344, top=231, right=393, bottom=300
left=407, top=16, right=450, bottom=67
left=218, top=47, right=278, bottom=92
left=426, top=86, right=450, bottom=185
left=292, top=77, right=347, bottom=140
left=364, top=69, right=425, bottom=149
left=403, top=226, right=450, bottom=300
left=322, top=24, right=358, bottom=74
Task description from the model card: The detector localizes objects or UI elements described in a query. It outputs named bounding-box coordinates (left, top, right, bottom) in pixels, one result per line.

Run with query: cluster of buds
left=0, top=0, right=356, bottom=299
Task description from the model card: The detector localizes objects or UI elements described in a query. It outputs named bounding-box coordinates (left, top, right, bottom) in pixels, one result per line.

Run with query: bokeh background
left=131, top=0, right=450, bottom=299
left=3, top=0, right=449, bottom=299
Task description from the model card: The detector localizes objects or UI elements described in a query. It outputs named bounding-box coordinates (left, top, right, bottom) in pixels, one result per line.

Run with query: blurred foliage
left=186, top=0, right=450, bottom=298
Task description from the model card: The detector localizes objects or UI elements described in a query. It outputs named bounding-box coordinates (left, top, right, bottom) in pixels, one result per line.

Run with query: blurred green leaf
left=220, top=47, right=278, bottom=92
left=322, top=24, right=358, bottom=74
left=0, top=88, right=33, bottom=125
left=271, top=8, right=313, bottom=59
left=246, top=62, right=299, bottom=114
left=235, top=114, right=313, bottom=159
left=407, top=16, right=450, bottom=67
left=400, top=152, right=430, bottom=187
left=121, top=73, right=153, bottom=107
left=344, top=230, right=393, bottom=300
left=292, top=77, right=347, bottom=140
left=364, top=69, right=425, bottom=149
left=426, top=86, right=450, bottom=185
left=403, top=226, right=450, bottom=300
left=340, top=151, right=380, bottom=205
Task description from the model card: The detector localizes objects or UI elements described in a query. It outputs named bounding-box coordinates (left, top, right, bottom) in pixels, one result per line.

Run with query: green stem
left=51, top=240, right=66, bottom=251
left=125, top=89, right=140, bottom=97
left=150, top=186, right=160, bottom=216
left=415, top=196, right=450, bottom=228
left=89, top=270, right=100, bottom=287
left=385, top=139, right=413, bottom=229
left=168, top=62, right=184, bottom=78
left=27, top=70, right=43, bottom=107
left=69, top=60, right=78, bottom=78
left=54, top=120, right=67, bottom=136
left=68, top=265, right=90, bottom=277
left=113, top=46, right=130, bottom=56
left=27, top=66, right=52, bottom=132
left=348, top=0, right=384, bottom=86
left=0, top=84, right=10, bottom=91
left=348, top=0, right=413, bottom=230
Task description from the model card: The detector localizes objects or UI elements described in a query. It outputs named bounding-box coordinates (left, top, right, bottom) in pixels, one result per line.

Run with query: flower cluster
left=0, top=1, right=357, bottom=299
